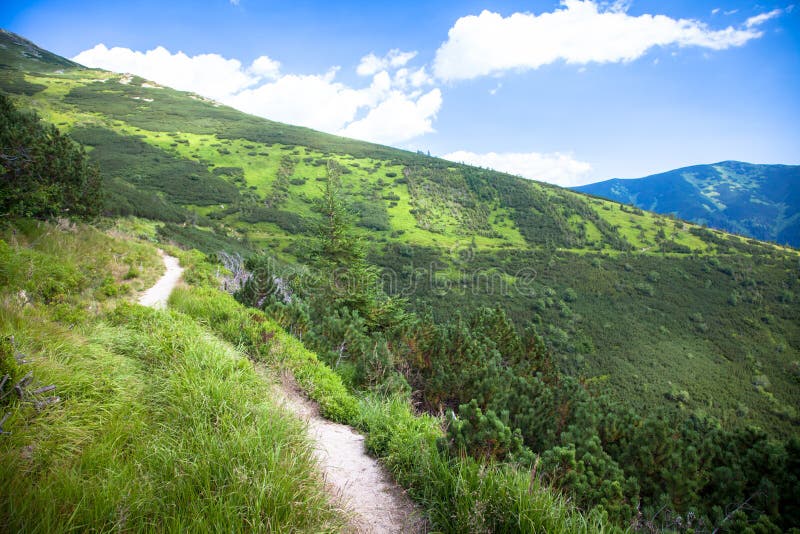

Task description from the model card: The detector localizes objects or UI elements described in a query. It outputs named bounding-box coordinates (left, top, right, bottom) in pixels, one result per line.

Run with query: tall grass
left=170, top=284, right=620, bottom=533
left=0, top=218, right=163, bottom=306
left=356, top=396, right=613, bottom=533
left=0, top=219, right=619, bottom=532
left=0, top=221, right=348, bottom=533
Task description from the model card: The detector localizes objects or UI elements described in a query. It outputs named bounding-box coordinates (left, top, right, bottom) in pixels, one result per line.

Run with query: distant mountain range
left=575, top=161, right=800, bottom=247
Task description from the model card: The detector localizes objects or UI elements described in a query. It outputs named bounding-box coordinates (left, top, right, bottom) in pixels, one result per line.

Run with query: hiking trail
left=141, top=252, right=424, bottom=533
left=138, top=250, right=184, bottom=308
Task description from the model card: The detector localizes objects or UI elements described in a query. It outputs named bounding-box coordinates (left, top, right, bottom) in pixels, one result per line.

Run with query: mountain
left=3, top=29, right=800, bottom=529
left=1, top=29, right=797, bottom=437
left=575, top=161, right=800, bottom=247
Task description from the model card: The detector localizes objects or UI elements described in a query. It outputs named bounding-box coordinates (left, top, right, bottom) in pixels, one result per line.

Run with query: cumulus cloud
left=340, top=89, right=442, bottom=145
left=392, top=66, right=433, bottom=89
left=433, top=0, right=776, bottom=81
left=73, top=44, right=264, bottom=100
left=73, top=44, right=437, bottom=144
left=228, top=69, right=392, bottom=133
left=357, top=49, right=418, bottom=76
left=442, top=150, right=594, bottom=187
left=248, top=55, right=281, bottom=79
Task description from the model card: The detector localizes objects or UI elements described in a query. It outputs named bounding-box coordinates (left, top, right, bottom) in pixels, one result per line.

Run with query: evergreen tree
left=0, top=93, right=101, bottom=219
left=312, top=161, right=407, bottom=331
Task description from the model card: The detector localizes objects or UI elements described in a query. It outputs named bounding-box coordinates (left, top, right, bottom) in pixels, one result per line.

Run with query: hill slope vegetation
left=575, top=161, right=800, bottom=247
left=1, top=29, right=799, bottom=531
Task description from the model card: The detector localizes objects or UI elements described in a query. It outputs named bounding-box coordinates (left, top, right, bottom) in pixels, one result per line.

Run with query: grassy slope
left=0, top=220, right=347, bottom=532
left=1, top=29, right=798, bottom=437
left=166, top=258, right=618, bottom=533
left=0, top=219, right=618, bottom=533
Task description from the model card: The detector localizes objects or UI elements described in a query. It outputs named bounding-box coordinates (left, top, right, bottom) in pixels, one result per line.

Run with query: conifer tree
left=313, top=160, right=406, bottom=330
left=0, top=93, right=101, bottom=219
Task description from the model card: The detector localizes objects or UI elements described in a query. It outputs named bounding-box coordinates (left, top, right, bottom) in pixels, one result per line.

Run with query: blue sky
left=2, top=0, right=798, bottom=185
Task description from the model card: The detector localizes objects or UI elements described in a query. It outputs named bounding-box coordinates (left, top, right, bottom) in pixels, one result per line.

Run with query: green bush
left=444, top=399, right=534, bottom=464
left=0, top=94, right=101, bottom=219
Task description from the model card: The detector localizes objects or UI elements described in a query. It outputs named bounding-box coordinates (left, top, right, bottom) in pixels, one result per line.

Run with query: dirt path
left=138, top=250, right=183, bottom=309
left=138, top=254, right=422, bottom=532
left=270, top=372, right=425, bottom=533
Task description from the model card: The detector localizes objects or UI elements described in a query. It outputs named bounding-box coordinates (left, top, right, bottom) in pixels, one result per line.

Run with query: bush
left=444, top=399, right=534, bottom=464
left=71, top=125, right=239, bottom=207
left=0, top=94, right=101, bottom=219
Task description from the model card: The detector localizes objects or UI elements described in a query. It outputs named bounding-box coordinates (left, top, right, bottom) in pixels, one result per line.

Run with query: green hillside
left=0, top=221, right=350, bottom=532
left=575, top=161, right=800, bottom=247
left=2, top=28, right=800, bottom=530
left=2, top=28, right=798, bottom=434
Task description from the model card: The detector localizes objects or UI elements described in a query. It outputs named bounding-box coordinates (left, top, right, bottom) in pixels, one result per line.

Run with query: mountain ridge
left=576, top=160, right=800, bottom=247
left=3, top=28, right=800, bottom=531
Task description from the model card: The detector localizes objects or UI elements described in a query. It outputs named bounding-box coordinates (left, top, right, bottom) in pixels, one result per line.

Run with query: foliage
left=171, top=274, right=618, bottom=533
left=0, top=94, right=101, bottom=219
left=444, top=399, right=534, bottom=464
left=239, top=206, right=310, bottom=233
left=71, top=125, right=239, bottom=207
left=102, top=176, right=192, bottom=222
left=401, top=305, right=800, bottom=528
left=4, top=30, right=800, bottom=531
left=156, top=222, right=253, bottom=256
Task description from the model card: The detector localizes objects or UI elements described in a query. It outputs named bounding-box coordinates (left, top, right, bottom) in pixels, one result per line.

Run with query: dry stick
left=31, top=385, right=56, bottom=395
left=12, top=371, right=33, bottom=399
left=711, top=492, right=760, bottom=534
left=18, top=371, right=33, bottom=387
left=0, top=414, right=9, bottom=435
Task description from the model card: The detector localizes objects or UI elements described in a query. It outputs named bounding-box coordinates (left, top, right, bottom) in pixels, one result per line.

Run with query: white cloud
left=433, top=0, right=775, bottom=81
left=711, top=8, right=721, bottom=15
left=73, top=44, right=437, bottom=144
left=73, top=44, right=261, bottom=100
left=356, top=49, right=418, bottom=76
left=339, top=89, right=442, bottom=145
left=442, top=150, right=594, bottom=187
left=248, top=55, right=281, bottom=79
left=393, top=66, right=433, bottom=89
left=228, top=69, right=392, bottom=133
left=745, top=8, right=783, bottom=28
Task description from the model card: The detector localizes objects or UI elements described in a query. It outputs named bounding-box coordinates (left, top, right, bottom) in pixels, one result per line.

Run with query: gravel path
left=138, top=250, right=183, bottom=309
left=271, top=373, right=425, bottom=533
left=139, top=254, right=423, bottom=532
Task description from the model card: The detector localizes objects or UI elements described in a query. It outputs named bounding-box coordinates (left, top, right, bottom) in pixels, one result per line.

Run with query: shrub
left=444, top=399, right=534, bottom=464
left=0, top=94, right=101, bottom=219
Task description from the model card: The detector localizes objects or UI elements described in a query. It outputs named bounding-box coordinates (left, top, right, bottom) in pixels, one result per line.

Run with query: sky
left=2, top=0, right=798, bottom=186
